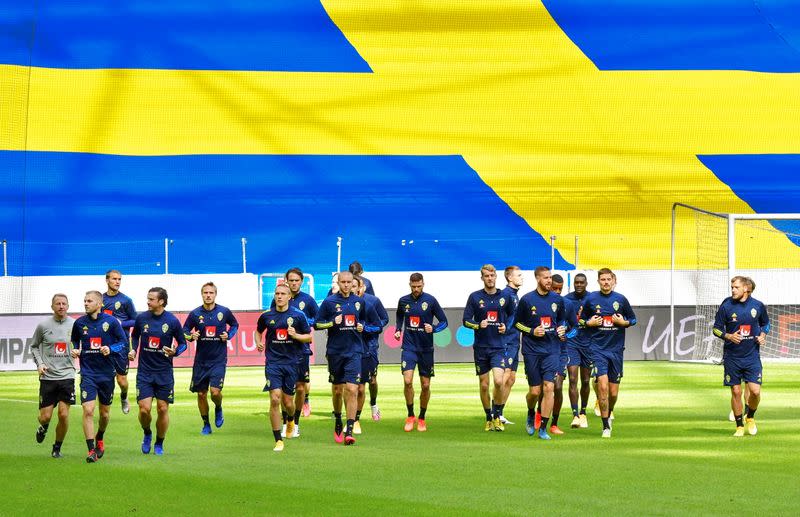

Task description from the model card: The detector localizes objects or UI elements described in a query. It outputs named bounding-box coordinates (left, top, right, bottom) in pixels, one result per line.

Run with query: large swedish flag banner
left=2, top=0, right=800, bottom=275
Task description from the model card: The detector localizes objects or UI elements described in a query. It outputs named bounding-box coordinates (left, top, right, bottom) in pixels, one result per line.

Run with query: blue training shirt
left=579, top=291, right=637, bottom=354
left=463, top=289, right=514, bottom=351
left=564, top=291, right=591, bottom=349
left=102, top=292, right=137, bottom=331
left=71, top=312, right=128, bottom=379
left=500, top=285, right=521, bottom=348
left=183, top=304, right=239, bottom=364
left=315, top=292, right=366, bottom=357
left=132, top=310, right=188, bottom=375
left=257, top=307, right=311, bottom=365
left=271, top=290, right=318, bottom=356
left=363, top=292, right=389, bottom=354
left=514, top=289, right=567, bottom=356
left=395, top=292, right=448, bottom=352
left=713, top=296, right=769, bottom=360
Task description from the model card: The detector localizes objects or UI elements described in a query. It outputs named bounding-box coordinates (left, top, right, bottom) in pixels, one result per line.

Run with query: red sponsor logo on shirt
left=487, top=311, right=498, bottom=322
left=54, top=342, right=67, bottom=355
left=148, top=337, right=161, bottom=349
left=89, top=337, right=102, bottom=349
left=276, top=328, right=288, bottom=340
left=739, top=325, right=751, bottom=337
left=409, top=316, right=420, bottom=328
left=103, top=309, right=113, bottom=315
left=540, top=316, right=552, bottom=329
left=205, top=326, right=217, bottom=338
left=344, top=314, right=356, bottom=327
left=602, top=316, right=614, bottom=328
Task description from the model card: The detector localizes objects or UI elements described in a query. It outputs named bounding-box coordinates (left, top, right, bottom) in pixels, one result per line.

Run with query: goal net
left=671, top=204, right=800, bottom=362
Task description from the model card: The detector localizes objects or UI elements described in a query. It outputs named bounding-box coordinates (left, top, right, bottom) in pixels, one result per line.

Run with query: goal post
left=670, top=203, right=800, bottom=362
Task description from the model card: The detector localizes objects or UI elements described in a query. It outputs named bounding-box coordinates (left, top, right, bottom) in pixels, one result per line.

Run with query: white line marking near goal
left=0, top=398, right=35, bottom=404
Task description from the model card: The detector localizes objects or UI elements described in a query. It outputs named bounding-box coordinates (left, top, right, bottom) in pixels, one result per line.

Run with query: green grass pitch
left=1, top=362, right=799, bottom=516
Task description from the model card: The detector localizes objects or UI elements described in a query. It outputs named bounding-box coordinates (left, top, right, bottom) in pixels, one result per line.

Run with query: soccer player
left=349, top=260, right=375, bottom=295
left=353, top=275, right=389, bottom=434
left=713, top=276, right=768, bottom=437
left=564, top=273, right=592, bottom=428
left=70, top=291, right=128, bottom=463
left=498, top=266, right=523, bottom=425
left=31, top=294, right=76, bottom=458
left=579, top=268, right=636, bottom=438
left=395, top=273, right=448, bottom=432
left=102, top=269, right=137, bottom=414
left=272, top=267, right=318, bottom=436
left=315, top=271, right=366, bottom=445
left=463, top=264, right=514, bottom=431
left=542, top=273, right=568, bottom=435
left=130, top=287, right=188, bottom=455
left=514, top=267, right=567, bottom=440
left=183, top=282, right=239, bottom=435
left=256, top=284, right=313, bottom=452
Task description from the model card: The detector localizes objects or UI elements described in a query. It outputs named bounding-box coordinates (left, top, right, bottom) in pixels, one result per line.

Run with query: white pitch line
left=0, top=398, right=35, bottom=404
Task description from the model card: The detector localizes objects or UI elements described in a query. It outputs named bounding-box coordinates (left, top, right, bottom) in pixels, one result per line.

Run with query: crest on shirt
left=299, top=301, right=306, bottom=310
left=114, top=301, right=121, bottom=310
left=551, top=303, right=557, bottom=313
left=162, top=323, right=169, bottom=333
left=595, top=304, right=602, bottom=314
left=499, top=298, right=506, bottom=307
left=731, top=313, right=737, bottom=322
left=335, top=304, right=341, bottom=312
left=422, top=302, right=428, bottom=311
left=404, top=304, right=411, bottom=313
left=82, top=325, right=88, bottom=334
left=355, top=302, right=361, bottom=311
left=287, top=317, right=294, bottom=327
left=478, top=299, right=485, bottom=307
left=269, top=319, right=276, bottom=325
left=143, top=324, right=150, bottom=333
left=217, top=312, right=223, bottom=321
left=530, top=306, right=537, bottom=315
left=750, top=308, right=757, bottom=318
left=102, top=322, right=109, bottom=332
left=199, top=315, right=204, bottom=322
left=613, top=301, right=620, bottom=311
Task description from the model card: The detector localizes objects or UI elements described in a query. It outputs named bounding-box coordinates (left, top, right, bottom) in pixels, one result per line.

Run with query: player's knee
left=57, top=405, right=70, bottom=421
left=749, top=384, right=761, bottom=398
left=210, top=388, right=221, bottom=397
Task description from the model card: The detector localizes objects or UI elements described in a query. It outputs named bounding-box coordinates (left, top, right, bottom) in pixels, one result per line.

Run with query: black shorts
left=39, top=379, right=76, bottom=409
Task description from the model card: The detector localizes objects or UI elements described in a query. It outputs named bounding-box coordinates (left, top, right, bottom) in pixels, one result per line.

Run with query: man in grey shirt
left=31, top=293, right=76, bottom=458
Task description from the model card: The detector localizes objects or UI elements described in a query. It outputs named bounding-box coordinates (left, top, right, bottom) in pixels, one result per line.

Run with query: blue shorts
left=264, top=363, right=298, bottom=395
left=297, top=355, right=311, bottom=384
left=80, top=375, right=115, bottom=405
left=566, top=345, right=593, bottom=370
left=504, top=342, right=520, bottom=372
left=401, top=349, right=435, bottom=378
left=360, top=351, right=379, bottom=384
left=190, top=361, right=226, bottom=393
left=592, top=350, right=623, bottom=384
left=723, top=355, right=763, bottom=386
left=473, top=348, right=506, bottom=376
left=523, top=353, right=560, bottom=386
left=137, top=371, right=175, bottom=403
left=111, top=352, right=129, bottom=376
left=557, top=354, right=569, bottom=378
left=327, top=353, right=361, bottom=385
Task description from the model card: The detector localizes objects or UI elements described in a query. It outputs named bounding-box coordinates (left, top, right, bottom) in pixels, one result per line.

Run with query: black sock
left=602, top=417, right=610, bottom=430
left=571, top=404, right=579, bottom=417
left=735, top=414, right=744, bottom=427
left=155, top=436, right=164, bottom=446
left=201, top=414, right=210, bottom=425
left=305, top=393, right=309, bottom=403
left=121, top=390, right=128, bottom=401
left=355, top=410, right=362, bottom=421
left=282, top=411, right=288, bottom=424
left=95, top=430, right=104, bottom=441
left=143, top=427, right=152, bottom=436
left=579, top=405, right=587, bottom=415
left=499, top=403, right=505, bottom=416
left=746, top=407, right=756, bottom=419
left=334, top=412, right=343, bottom=426
left=294, top=409, right=301, bottom=426
left=744, top=404, right=750, bottom=415
left=419, top=407, right=427, bottom=420
left=370, top=396, right=377, bottom=406
left=407, top=404, right=415, bottom=417
left=345, top=419, right=355, bottom=435
left=484, top=407, right=492, bottom=421
left=41, top=423, right=50, bottom=432
left=273, top=430, right=282, bottom=442
left=552, top=413, right=560, bottom=427
left=541, top=417, right=550, bottom=429
left=86, top=439, right=94, bottom=451
left=287, top=415, right=294, bottom=423
left=53, top=441, right=62, bottom=451
left=492, top=404, right=502, bottom=419
left=528, top=407, right=536, bottom=419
